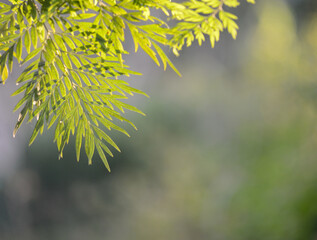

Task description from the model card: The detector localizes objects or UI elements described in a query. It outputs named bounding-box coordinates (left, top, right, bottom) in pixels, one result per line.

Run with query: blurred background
left=2, top=0, right=317, bottom=239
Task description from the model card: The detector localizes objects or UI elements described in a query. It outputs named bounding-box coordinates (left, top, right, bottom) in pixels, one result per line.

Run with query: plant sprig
left=0, top=0, right=255, bottom=171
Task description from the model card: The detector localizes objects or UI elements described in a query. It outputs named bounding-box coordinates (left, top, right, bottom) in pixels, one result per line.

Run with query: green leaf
left=13, top=106, right=28, bottom=138
left=71, top=71, right=82, bottom=86
left=59, top=80, right=67, bottom=97
left=152, top=42, right=181, bottom=76
left=8, top=45, right=14, bottom=72
left=48, top=114, right=59, bottom=129
left=85, top=127, right=95, bottom=164
left=29, top=114, right=44, bottom=146
left=71, top=13, right=96, bottom=20
left=0, top=33, right=20, bottom=43
left=12, top=81, right=34, bottom=96
left=76, top=118, right=84, bottom=161
left=50, top=62, right=60, bottom=80
left=0, top=5, right=11, bottom=15
left=63, top=35, right=76, bottom=49
left=37, top=23, right=45, bottom=42
left=138, top=38, right=160, bottom=66
left=25, top=30, right=31, bottom=53
left=0, top=42, right=14, bottom=51
left=54, top=34, right=67, bottom=52
left=64, top=75, right=72, bottom=90
left=30, top=25, right=38, bottom=48
left=99, top=141, right=114, bottom=157
left=111, top=99, right=145, bottom=116
left=14, top=93, right=32, bottom=112
left=1, top=64, right=8, bottom=83
left=78, top=72, right=90, bottom=86
left=96, top=142, right=111, bottom=172
left=21, top=47, right=42, bottom=65
left=69, top=54, right=81, bottom=68
left=92, top=125, right=121, bottom=152
left=62, top=52, right=72, bottom=69
left=16, top=37, right=23, bottom=62
left=16, top=8, right=24, bottom=24
left=33, top=101, right=49, bottom=118
left=48, top=18, right=56, bottom=33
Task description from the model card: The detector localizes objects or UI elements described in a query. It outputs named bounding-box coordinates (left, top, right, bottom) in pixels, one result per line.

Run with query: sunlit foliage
left=0, top=0, right=254, bottom=170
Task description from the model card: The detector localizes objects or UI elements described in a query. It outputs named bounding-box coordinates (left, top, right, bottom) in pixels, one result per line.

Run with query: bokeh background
left=2, top=0, right=317, bottom=239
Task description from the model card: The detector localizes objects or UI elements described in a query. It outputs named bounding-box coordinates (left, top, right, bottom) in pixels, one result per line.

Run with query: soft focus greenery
left=1, top=0, right=317, bottom=239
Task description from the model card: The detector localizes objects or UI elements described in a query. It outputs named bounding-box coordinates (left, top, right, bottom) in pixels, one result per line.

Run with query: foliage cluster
left=0, top=0, right=254, bottom=170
